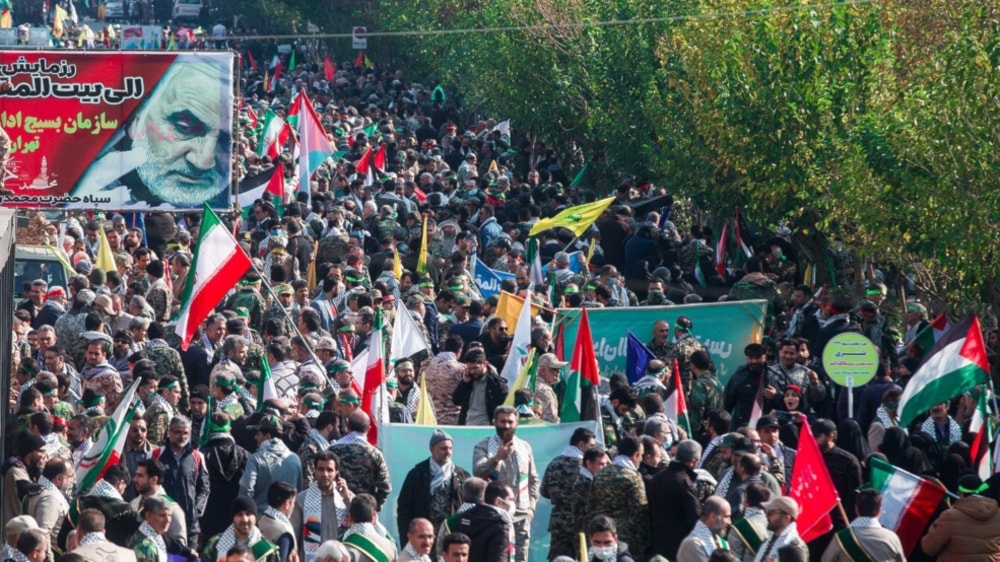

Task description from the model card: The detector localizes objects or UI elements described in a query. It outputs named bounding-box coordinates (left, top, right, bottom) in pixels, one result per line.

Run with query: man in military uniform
left=328, top=412, right=392, bottom=511
left=213, top=372, right=245, bottom=420
left=687, top=350, right=724, bottom=442
left=144, top=376, right=182, bottom=446
left=224, top=271, right=267, bottom=332
left=585, top=436, right=649, bottom=558
left=261, top=284, right=297, bottom=341
left=729, top=257, right=785, bottom=332
left=664, top=315, right=708, bottom=393
left=137, top=322, right=190, bottom=410
left=568, top=447, right=610, bottom=549
left=541, top=428, right=596, bottom=560
left=648, top=320, right=672, bottom=361
left=126, top=496, right=172, bottom=562
left=601, top=387, right=643, bottom=447
left=633, top=359, right=668, bottom=399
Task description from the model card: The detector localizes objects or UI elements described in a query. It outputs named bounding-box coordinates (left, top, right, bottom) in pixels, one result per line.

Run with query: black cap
left=730, top=436, right=756, bottom=454
left=756, top=415, right=781, bottom=430
left=744, top=343, right=766, bottom=357
left=231, top=496, right=258, bottom=518
left=189, top=385, right=210, bottom=402
left=18, top=433, right=46, bottom=457
left=812, top=418, right=838, bottom=436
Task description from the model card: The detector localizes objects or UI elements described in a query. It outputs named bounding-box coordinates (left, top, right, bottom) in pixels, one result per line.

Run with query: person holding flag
left=724, top=344, right=769, bottom=430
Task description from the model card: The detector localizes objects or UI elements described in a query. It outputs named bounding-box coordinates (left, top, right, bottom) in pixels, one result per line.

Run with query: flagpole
left=251, top=262, right=325, bottom=369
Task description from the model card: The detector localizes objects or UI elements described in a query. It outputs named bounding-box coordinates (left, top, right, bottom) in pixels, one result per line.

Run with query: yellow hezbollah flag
left=416, top=217, right=429, bottom=275
left=496, top=291, right=542, bottom=333
left=392, top=248, right=403, bottom=279
left=414, top=373, right=437, bottom=425
left=52, top=5, right=68, bottom=38
left=529, top=196, right=616, bottom=238
left=306, top=241, right=319, bottom=289
left=95, top=225, right=116, bottom=273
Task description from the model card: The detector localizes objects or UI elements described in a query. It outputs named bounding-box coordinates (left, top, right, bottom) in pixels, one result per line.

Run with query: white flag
left=499, top=291, right=533, bottom=388
left=390, top=300, right=430, bottom=361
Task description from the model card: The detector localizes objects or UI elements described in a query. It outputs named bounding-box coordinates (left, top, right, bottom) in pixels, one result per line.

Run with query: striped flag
left=362, top=309, right=385, bottom=444
left=76, top=379, right=142, bottom=492
left=969, top=391, right=994, bottom=481
left=715, top=221, right=728, bottom=278
left=869, top=455, right=948, bottom=555
left=748, top=373, right=764, bottom=428
left=665, top=359, right=691, bottom=437
left=292, top=91, right=334, bottom=194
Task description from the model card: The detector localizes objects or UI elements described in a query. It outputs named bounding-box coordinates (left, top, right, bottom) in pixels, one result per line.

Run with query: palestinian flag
left=355, top=146, right=375, bottom=186
left=560, top=308, right=600, bottom=422
left=968, top=391, right=995, bottom=481
left=908, top=313, right=950, bottom=358
left=175, top=205, right=253, bottom=350
left=238, top=161, right=286, bottom=213
left=76, top=379, right=142, bottom=492
left=869, top=456, right=948, bottom=555
left=898, top=313, right=990, bottom=427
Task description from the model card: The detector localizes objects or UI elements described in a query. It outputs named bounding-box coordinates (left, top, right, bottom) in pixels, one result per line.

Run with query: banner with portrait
left=0, top=51, right=234, bottom=210
left=554, top=300, right=767, bottom=383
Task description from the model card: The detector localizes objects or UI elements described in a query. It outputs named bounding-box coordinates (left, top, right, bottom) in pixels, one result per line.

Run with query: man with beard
left=188, top=386, right=210, bottom=449
left=23, top=458, right=72, bottom=545
left=211, top=335, right=250, bottom=389
left=755, top=497, right=807, bottom=562
left=297, top=411, right=338, bottom=488
left=66, top=415, right=94, bottom=469
left=328, top=412, right=391, bottom=511
left=152, top=417, right=210, bottom=547
left=130, top=458, right=188, bottom=546
left=144, top=376, right=182, bottom=446
left=390, top=360, right=419, bottom=423
left=136, top=322, right=189, bottom=410
left=80, top=339, right=124, bottom=410
left=200, top=413, right=249, bottom=541
left=261, top=284, right=297, bottom=340
left=121, top=419, right=153, bottom=503
left=676, top=496, right=732, bottom=562
left=472, top=406, right=538, bottom=562
left=291, top=451, right=354, bottom=558
left=57, top=464, right=139, bottom=549
left=765, top=338, right=824, bottom=413
left=74, top=58, right=231, bottom=209
left=724, top=344, right=769, bottom=430
left=2, top=434, right=47, bottom=526
left=452, top=348, right=508, bottom=426
left=397, top=430, right=471, bottom=544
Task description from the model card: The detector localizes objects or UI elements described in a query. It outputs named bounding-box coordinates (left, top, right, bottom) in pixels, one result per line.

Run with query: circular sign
left=821, top=332, right=879, bottom=387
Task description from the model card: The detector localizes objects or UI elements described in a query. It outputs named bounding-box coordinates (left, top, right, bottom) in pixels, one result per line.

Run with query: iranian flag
left=362, top=309, right=385, bottom=444
left=560, top=308, right=600, bottom=422
left=258, top=109, right=290, bottom=159
left=175, top=205, right=253, bottom=350
left=869, top=455, right=947, bottom=555
left=898, top=313, right=990, bottom=427
left=76, top=378, right=142, bottom=492
left=665, top=359, right=691, bottom=436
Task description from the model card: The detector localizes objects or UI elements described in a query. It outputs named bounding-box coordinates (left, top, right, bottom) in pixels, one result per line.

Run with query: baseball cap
left=537, top=353, right=569, bottom=371
left=762, top=496, right=800, bottom=519
left=756, top=415, right=781, bottom=430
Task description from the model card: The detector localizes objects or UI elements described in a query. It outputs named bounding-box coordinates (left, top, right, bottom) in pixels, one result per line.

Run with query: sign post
left=352, top=26, right=367, bottom=50
left=821, top=332, right=879, bottom=418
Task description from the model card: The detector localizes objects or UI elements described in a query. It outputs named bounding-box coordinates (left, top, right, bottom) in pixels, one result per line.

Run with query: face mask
left=591, top=545, right=617, bottom=560
left=608, top=278, right=618, bottom=288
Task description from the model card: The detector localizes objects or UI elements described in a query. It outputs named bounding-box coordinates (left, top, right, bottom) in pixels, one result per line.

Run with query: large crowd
left=3, top=51, right=1000, bottom=562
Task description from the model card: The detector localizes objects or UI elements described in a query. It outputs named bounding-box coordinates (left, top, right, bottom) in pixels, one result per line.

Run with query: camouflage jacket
left=586, top=464, right=649, bottom=557
left=224, top=287, right=267, bottom=332
left=540, top=454, right=582, bottom=530
left=328, top=441, right=392, bottom=510
left=688, top=374, right=724, bottom=439
left=664, top=336, right=709, bottom=392
left=261, top=303, right=297, bottom=340
left=729, top=273, right=785, bottom=330
left=138, top=341, right=189, bottom=409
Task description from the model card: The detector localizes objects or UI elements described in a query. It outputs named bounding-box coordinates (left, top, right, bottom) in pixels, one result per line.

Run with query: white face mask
left=590, top=544, right=617, bottom=560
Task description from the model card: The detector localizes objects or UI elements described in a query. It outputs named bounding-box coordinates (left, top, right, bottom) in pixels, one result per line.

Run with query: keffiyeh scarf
left=303, top=484, right=348, bottom=562
left=403, top=542, right=432, bottom=562
left=215, top=524, right=264, bottom=562
left=335, top=431, right=368, bottom=447
left=138, top=521, right=168, bottom=562
left=689, top=520, right=727, bottom=556
left=612, top=455, right=637, bottom=471
left=78, top=532, right=108, bottom=547
left=487, top=435, right=532, bottom=510
left=88, top=479, right=124, bottom=500
left=307, top=428, right=332, bottom=451
left=38, top=476, right=69, bottom=513
left=429, top=459, right=454, bottom=493
left=560, top=445, right=584, bottom=459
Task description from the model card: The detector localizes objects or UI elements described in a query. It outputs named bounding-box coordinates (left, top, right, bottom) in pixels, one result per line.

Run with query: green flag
left=289, top=50, right=296, bottom=72
left=257, top=359, right=277, bottom=411
left=570, top=162, right=588, bottom=188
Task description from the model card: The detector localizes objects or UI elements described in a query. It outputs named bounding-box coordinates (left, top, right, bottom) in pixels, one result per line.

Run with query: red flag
left=666, top=359, right=690, bottom=436
left=373, top=143, right=386, bottom=172
left=271, top=61, right=282, bottom=92
left=267, top=162, right=286, bottom=200
left=788, top=419, right=840, bottom=542
left=355, top=146, right=373, bottom=175
left=246, top=50, right=258, bottom=70
left=354, top=50, right=364, bottom=69
left=324, top=56, right=336, bottom=81
left=412, top=186, right=427, bottom=203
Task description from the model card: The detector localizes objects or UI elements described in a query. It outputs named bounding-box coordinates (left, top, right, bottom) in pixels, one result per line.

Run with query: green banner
left=379, top=421, right=602, bottom=562
left=554, top=301, right=766, bottom=383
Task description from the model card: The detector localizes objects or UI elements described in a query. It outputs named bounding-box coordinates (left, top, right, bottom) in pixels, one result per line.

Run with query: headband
left=339, top=395, right=361, bottom=405
left=959, top=482, right=990, bottom=495
left=82, top=395, right=105, bottom=408
left=215, top=377, right=239, bottom=391
left=208, top=419, right=231, bottom=433
left=158, top=380, right=180, bottom=391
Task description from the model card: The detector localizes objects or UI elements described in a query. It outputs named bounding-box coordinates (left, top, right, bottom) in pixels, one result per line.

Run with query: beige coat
left=922, top=495, right=1000, bottom=562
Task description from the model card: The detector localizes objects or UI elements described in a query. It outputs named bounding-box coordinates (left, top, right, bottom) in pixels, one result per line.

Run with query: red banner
left=0, top=51, right=234, bottom=210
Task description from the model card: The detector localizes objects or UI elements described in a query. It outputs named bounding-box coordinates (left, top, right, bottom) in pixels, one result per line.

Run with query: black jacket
left=452, top=373, right=509, bottom=425
left=199, top=436, right=248, bottom=539
left=447, top=504, right=510, bottom=562
left=57, top=494, right=140, bottom=549
left=724, top=365, right=764, bottom=430
left=153, top=445, right=210, bottom=536
left=396, top=458, right=471, bottom=539
left=648, top=461, right=701, bottom=560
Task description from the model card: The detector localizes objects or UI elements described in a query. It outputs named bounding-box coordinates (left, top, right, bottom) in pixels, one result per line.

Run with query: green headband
left=959, top=482, right=990, bottom=495
left=303, top=398, right=323, bottom=410
left=328, top=363, right=350, bottom=373
left=866, top=289, right=884, bottom=296
left=345, top=275, right=361, bottom=283
left=208, top=420, right=231, bottom=432
left=82, top=395, right=105, bottom=407
left=386, top=379, right=399, bottom=388
left=158, top=380, right=180, bottom=391
left=216, top=377, right=239, bottom=390
left=448, top=285, right=463, bottom=291
left=418, top=281, right=435, bottom=288
left=19, top=364, right=38, bottom=377
left=395, top=359, right=413, bottom=370
left=339, top=395, right=361, bottom=405
left=337, top=324, right=355, bottom=333
left=564, top=287, right=580, bottom=295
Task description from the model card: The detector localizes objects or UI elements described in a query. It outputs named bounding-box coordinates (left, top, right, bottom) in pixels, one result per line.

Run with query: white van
left=14, top=245, right=72, bottom=304
left=172, top=0, right=202, bottom=22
